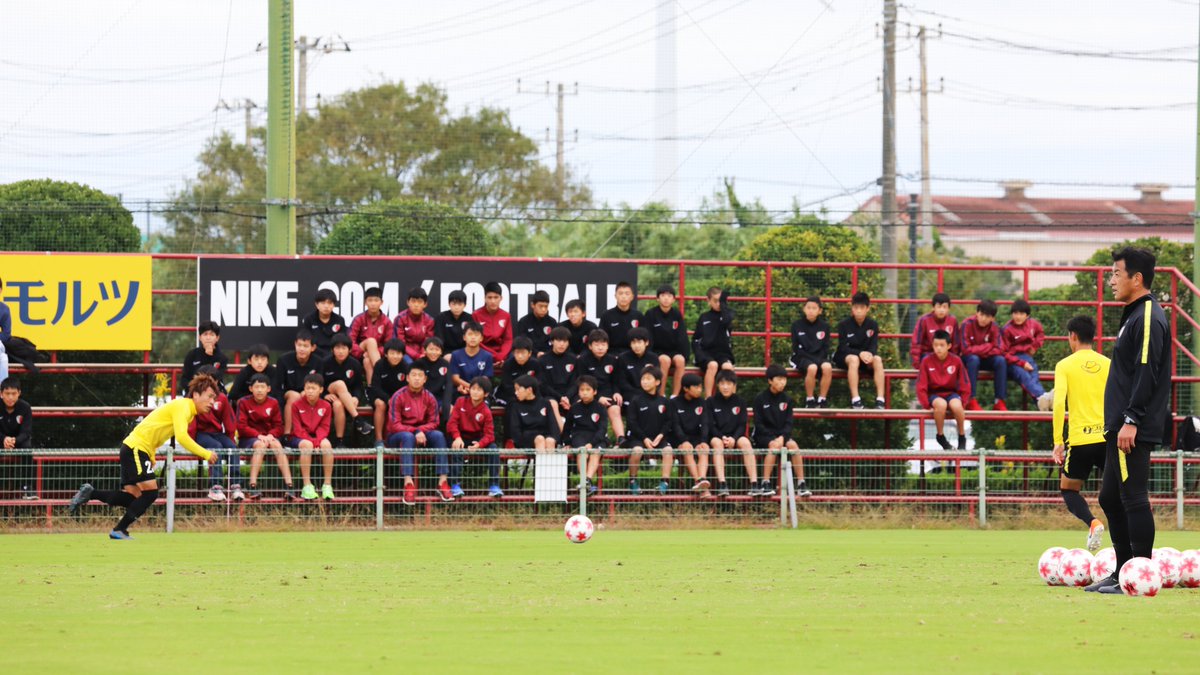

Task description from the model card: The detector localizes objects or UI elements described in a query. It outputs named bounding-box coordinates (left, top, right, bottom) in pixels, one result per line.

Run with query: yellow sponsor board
left=0, top=254, right=152, bottom=350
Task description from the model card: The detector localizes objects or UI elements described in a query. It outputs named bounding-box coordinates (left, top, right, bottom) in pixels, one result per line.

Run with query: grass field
left=2, top=529, right=1198, bottom=673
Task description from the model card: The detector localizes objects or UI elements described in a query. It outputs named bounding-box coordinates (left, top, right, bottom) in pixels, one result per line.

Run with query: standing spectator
left=557, top=299, right=597, bottom=356
left=237, top=373, right=293, bottom=501
left=302, top=288, right=348, bottom=358
left=959, top=299, right=1008, bottom=411
left=434, top=289, right=470, bottom=355
left=671, top=373, right=713, bottom=499
left=910, top=292, right=958, bottom=367
left=349, top=286, right=393, bottom=385
left=835, top=292, right=886, bottom=410
left=789, top=296, right=833, bottom=409
left=751, top=365, right=809, bottom=498
left=496, top=336, right=540, bottom=408
left=693, top=287, right=735, bottom=398
left=189, top=366, right=240, bottom=502
left=563, top=376, right=609, bottom=495
left=447, top=377, right=502, bottom=498
left=179, top=320, right=228, bottom=395
left=227, top=344, right=277, bottom=404
left=707, top=370, right=752, bottom=498
left=624, top=366, right=673, bottom=495
left=449, top=322, right=495, bottom=398
left=274, top=330, right=322, bottom=435
left=286, top=373, right=335, bottom=501
left=515, top=290, right=557, bottom=356
left=599, top=281, right=645, bottom=355
left=1090, top=247, right=1169, bottom=594
left=368, top=339, right=410, bottom=449
left=644, top=284, right=690, bottom=397
left=473, top=281, right=512, bottom=364
left=0, top=377, right=34, bottom=500
left=1002, top=299, right=1051, bottom=409
left=395, top=286, right=436, bottom=362
left=916, top=330, right=971, bottom=450
left=322, top=333, right=373, bottom=445
left=386, top=366, right=451, bottom=506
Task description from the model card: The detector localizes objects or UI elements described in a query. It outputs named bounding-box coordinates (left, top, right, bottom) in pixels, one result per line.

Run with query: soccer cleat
left=207, top=485, right=226, bottom=502
left=716, top=481, right=730, bottom=498
left=760, top=479, right=776, bottom=497
left=108, top=530, right=133, bottom=540
left=1037, top=391, right=1054, bottom=412
left=748, top=481, right=763, bottom=497
left=374, top=439, right=386, bottom=450
left=817, top=398, right=830, bottom=409
left=875, top=398, right=887, bottom=410
left=1087, top=520, right=1106, bottom=552
left=796, top=480, right=813, bottom=498
left=804, top=398, right=817, bottom=409
left=965, top=398, right=982, bottom=412
left=437, top=482, right=455, bottom=502
left=231, top=485, right=245, bottom=501
left=247, top=485, right=262, bottom=500
left=657, top=479, right=670, bottom=495
left=935, top=434, right=953, bottom=450
left=321, top=484, right=335, bottom=501
left=957, top=435, right=967, bottom=451
left=690, top=478, right=711, bottom=492
left=402, top=483, right=417, bottom=506
left=450, top=484, right=465, bottom=498
left=585, top=480, right=598, bottom=496
left=354, top=417, right=375, bottom=436
left=300, top=484, right=318, bottom=500
left=1085, top=574, right=1119, bottom=592
left=1097, top=583, right=1125, bottom=595
left=628, top=479, right=641, bottom=495
left=488, top=484, right=504, bottom=498
left=68, top=483, right=93, bottom=517
left=850, top=398, right=864, bottom=410
left=283, top=487, right=297, bottom=501
left=699, top=488, right=715, bottom=500
left=992, top=400, right=1008, bottom=412
left=21, top=486, right=37, bottom=500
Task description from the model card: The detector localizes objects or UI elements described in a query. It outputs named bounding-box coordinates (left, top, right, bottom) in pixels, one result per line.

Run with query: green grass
left=2, top=529, right=1198, bottom=673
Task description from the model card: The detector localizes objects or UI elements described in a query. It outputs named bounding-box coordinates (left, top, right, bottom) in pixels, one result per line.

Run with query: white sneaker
left=1037, top=391, right=1054, bottom=412
left=207, top=485, right=226, bottom=502
left=230, top=485, right=245, bottom=501
left=1087, top=520, right=1105, bottom=553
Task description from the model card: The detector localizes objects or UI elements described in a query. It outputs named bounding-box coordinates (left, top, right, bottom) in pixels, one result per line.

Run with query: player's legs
left=786, top=439, right=806, bottom=481
left=670, top=354, right=687, bottom=396
left=703, top=362, right=718, bottom=398
left=679, top=441, right=701, bottom=481
left=373, top=399, right=388, bottom=443
left=762, top=438, right=782, bottom=486
left=1104, top=441, right=1155, bottom=566
left=695, top=443, right=710, bottom=483
left=318, top=439, right=334, bottom=487
left=948, top=397, right=966, bottom=434
left=818, top=362, right=833, bottom=399
left=328, top=393, right=347, bottom=440
left=709, top=438, right=727, bottom=482
left=548, top=400, right=565, bottom=431
left=298, top=440, right=316, bottom=487
left=737, top=436, right=757, bottom=483
left=362, top=338, right=381, bottom=380
left=962, top=354, right=981, bottom=401
left=931, top=398, right=948, bottom=435
left=987, top=355, right=1008, bottom=404
left=804, top=363, right=818, bottom=398
left=585, top=449, right=603, bottom=480
left=657, top=354, right=672, bottom=395
left=605, top=404, right=625, bottom=438
left=283, top=391, right=302, bottom=432
left=844, top=354, right=862, bottom=399
left=628, top=447, right=642, bottom=477
left=872, top=360, right=887, bottom=400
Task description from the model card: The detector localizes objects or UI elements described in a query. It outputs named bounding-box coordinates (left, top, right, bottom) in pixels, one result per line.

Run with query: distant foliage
left=316, top=199, right=495, bottom=256
left=0, top=179, right=139, bottom=252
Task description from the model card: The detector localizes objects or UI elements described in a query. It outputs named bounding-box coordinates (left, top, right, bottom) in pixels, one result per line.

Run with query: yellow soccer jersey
left=1052, top=348, right=1111, bottom=447
left=122, top=398, right=215, bottom=462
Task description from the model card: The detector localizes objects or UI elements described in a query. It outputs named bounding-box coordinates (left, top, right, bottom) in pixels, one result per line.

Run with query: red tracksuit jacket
left=394, top=311, right=436, bottom=361
left=910, top=312, right=959, bottom=366
left=916, top=353, right=971, bottom=408
left=958, top=317, right=1005, bottom=359
left=1001, top=317, right=1045, bottom=365
left=237, top=395, right=284, bottom=439
left=190, top=393, right=236, bottom=436
left=472, top=307, right=513, bottom=363
left=387, top=387, right=441, bottom=434
left=350, top=311, right=393, bottom=357
left=290, top=397, right=332, bottom=444
left=447, top=396, right=495, bottom=446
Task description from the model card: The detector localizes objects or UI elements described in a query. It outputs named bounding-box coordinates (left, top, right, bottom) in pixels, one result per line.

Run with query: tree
left=0, top=179, right=143, bottom=448
left=316, top=199, right=494, bottom=256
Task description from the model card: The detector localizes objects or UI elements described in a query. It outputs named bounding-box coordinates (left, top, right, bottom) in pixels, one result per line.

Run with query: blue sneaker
left=628, top=479, right=641, bottom=495
left=374, top=439, right=385, bottom=450
left=657, top=479, right=669, bottom=495
left=108, top=530, right=133, bottom=540
left=587, top=480, right=598, bottom=495
left=450, top=484, right=465, bottom=498
left=488, top=484, right=504, bottom=498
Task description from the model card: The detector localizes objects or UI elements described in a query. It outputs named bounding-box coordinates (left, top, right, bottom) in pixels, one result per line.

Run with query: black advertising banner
left=197, top=257, right=638, bottom=349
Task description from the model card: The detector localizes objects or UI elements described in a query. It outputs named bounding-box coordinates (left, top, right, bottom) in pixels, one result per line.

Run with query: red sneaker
left=402, top=483, right=416, bottom=506
left=992, top=400, right=1009, bottom=412
left=437, top=482, right=455, bottom=502
left=964, top=398, right=982, bottom=411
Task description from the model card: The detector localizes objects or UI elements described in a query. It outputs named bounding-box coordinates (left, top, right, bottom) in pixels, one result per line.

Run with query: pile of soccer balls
left=1037, top=545, right=1200, bottom=596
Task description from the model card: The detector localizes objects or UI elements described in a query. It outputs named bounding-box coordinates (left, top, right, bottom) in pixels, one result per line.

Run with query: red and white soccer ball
left=1153, top=548, right=1182, bottom=589
left=1177, top=550, right=1200, bottom=588
left=1037, top=546, right=1069, bottom=586
left=1059, top=549, right=1094, bottom=588
left=1092, top=547, right=1117, bottom=580
left=1118, top=557, right=1162, bottom=597
left=564, top=515, right=594, bottom=544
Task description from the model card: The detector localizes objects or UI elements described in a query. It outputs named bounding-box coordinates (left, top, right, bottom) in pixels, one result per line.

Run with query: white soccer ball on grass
left=1177, top=550, right=1200, bottom=589
left=1092, top=547, right=1117, bottom=580
left=1058, top=549, right=1094, bottom=588
left=1118, top=557, right=1162, bottom=597
left=564, top=515, right=594, bottom=543
left=1037, top=546, right=1068, bottom=586
left=1153, top=548, right=1182, bottom=589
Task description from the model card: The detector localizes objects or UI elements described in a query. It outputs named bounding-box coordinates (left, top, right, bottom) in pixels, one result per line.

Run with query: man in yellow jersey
left=69, top=374, right=220, bottom=539
left=1050, top=316, right=1110, bottom=553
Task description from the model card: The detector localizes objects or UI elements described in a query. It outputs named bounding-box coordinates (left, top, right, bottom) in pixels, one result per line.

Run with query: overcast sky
left=1, top=0, right=1196, bottom=219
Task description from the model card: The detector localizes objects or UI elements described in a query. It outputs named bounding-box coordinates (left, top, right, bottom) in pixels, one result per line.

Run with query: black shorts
left=1062, top=441, right=1105, bottom=481
left=695, top=352, right=734, bottom=369
left=753, top=433, right=789, bottom=449
left=119, top=444, right=156, bottom=485
left=512, top=431, right=555, bottom=448
left=834, top=352, right=874, bottom=371
left=790, top=356, right=830, bottom=372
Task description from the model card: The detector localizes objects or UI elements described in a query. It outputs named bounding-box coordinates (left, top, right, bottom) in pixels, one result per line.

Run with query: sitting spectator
left=569, top=329, right=625, bottom=439
left=0, top=377, right=34, bottom=500
left=692, top=287, right=735, bottom=397
left=645, top=285, right=690, bottom=396
left=349, top=286, right=393, bottom=385
left=835, top=291, right=886, bottom=409
left=434, top=289, right=470, bottom=355
left=515, top=290, right=556, bottom=356
left=1002, top=299, right=1051, bottom=410
left=449, top=322, right=495, bottom=398
left=598, top=281, right=644, bottom=355
left=563, top=375, right=609, bottom=494
left=286, top=373, right=335, bottom=501
left=473, top=281, right=513, bottom=364
left=708, top=370, right=752, bottom=499
left=322, top=333, right=373, bottom=445
left=368, top=339, right=410, bottom=449
left=496, top=336, right=540, bottom=408
left=557, top=299, right=597, bottom=356
left=180, top=320, right=228, bottom=395
left=538, top=327, right=577, bottom=427
left=616, top=327, right=659, bottom=406
left=410, top=337, right=450, bottom=411
left=386, top=366, right=451, bottom=506
left=189, top=366, right=240, bottom=502
left=910, top=292, right=958, bottom=367
left=790, top=296, right=833, bottom=408
left=959, top=299, right=1008, bottom=411
left=506, top=375, right=560, bottom=452
left=237, top=373, right=294, bottom=501
left=624, top=366, right=673, bottom=495
left=227, top=343, right=277, bottom=404
left=302, top=288, right=347, bottom=359
left=274, top=330, right=322, bottom=435
left=447, top=376, right=502, bottom=498
left=752, top=365, right=810, bottom=498
left=671, top=373, right=714, bottom=499
left=395, top=286, right=436, bottom=362
left=917, top=330, right=971, bottom=450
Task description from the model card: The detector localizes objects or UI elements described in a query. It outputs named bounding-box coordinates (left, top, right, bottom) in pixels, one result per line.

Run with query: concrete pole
left=919, top=26, right=932, bottom=241
left=556, top=82, right=565, bottom=206
left=881, top=0, right=899, bottom=314
left=266, top=0, right=296, bottom=254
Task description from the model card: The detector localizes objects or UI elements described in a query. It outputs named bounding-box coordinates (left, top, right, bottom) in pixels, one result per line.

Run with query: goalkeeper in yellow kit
left=69, top=374, right=221, bottom=539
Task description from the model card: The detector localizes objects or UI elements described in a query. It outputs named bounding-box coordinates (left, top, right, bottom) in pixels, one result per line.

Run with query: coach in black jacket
left=1090, top=247, right=1170, bottom=593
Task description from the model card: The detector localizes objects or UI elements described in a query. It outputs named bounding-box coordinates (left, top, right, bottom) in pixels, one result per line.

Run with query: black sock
left=91, top=489, right=134, bottom=508
left=114, top=489, right=158, bottom=532
left=1061, top=489, right=1094, bottom=526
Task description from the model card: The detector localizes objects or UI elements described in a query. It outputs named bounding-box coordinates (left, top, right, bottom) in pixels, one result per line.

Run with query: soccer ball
left=1178, top=550, right=1200, bottom=589
left=1092, top=547, right=1117, bottom=580
left=1037, top=546, right=1069, bottom=586
left=1118, top=557, right=1162, bottom=597
left=1058, top=549, right=1094, bottom=587
left=1153, top=548, right=1182, bottom=589
left=564, top=515, right=594, bottom=544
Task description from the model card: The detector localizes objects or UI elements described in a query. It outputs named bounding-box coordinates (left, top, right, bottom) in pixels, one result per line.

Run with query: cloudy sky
left=1, top=0, right=1196, bottom=218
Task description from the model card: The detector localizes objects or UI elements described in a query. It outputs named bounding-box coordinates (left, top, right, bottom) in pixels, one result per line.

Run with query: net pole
left=166, top=444, right=176, bottom=534
left=977, top=448, right=987, bottom=528
left=375, top=446, right=384, bottom=531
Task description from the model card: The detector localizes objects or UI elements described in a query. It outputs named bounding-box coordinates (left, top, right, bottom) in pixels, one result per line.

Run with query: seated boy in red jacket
left=237, top=373, right=294, bottom=500
left=447, top=376, right=502, bottom=499
left=189, top=366, right=241, bottom=502
left=286, top=373, right=335, bottom=501
left=917, top=330, right=971, bottom=450
left=385, top=366, right=451, bottom=506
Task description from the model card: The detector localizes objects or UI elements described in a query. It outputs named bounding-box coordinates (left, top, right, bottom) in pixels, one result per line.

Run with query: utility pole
left=906, top=194, right=919, bottom=340
left=265, top=0, right=296, bottom=255
left=918, top=25, right=932, bottom=242
left=216, top=99, right=258, bottom=144
left=518, top=80, right=577, bottom=206
left=296, top=35, right=316, bottom=117
left=654, top=0, right=678, bottom=206
left=881, top=0, right=898, bottom=310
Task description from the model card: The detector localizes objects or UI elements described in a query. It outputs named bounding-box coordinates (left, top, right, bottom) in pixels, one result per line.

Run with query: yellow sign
left=0, top=254, right=152, bottom=350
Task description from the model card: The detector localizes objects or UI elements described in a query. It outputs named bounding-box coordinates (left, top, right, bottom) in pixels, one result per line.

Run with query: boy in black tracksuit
left=672, top=373, right=714, bottom=498
left=274, top=330, right=322, bottom=434
left=616, top=328, right=659, bottom=405
left=514, top=290, right=557, bottom=356
left=707, top=370, right=754, bottom=498
left=598, top=281, right=644, bottom=355
left=435, top=289, right=470, bottom=355
left=322, top=333, right=373, bottom=445
left=558, top=299, right=598, bottom=356
left=0, top=377, right=34, bottom=499
left=369, top=339, right=410, bottom=449
left=692, top=287, right=735, bottom=398
left=302, top=288, right=348, bottom=358
left=180, top=320, right=228, bottom=394
left=496, top=337, right=541, bottom=408
left=644, top=285, right=691, bottom=397
left=563, top=375, right=609, bottom=493
left=568, top=330, right=625, bottom=439
left=752, top=364, right=810, bottom=497
left=538, top=327, right=577, bottom=431
left=409, top=337, right=450, bottom=412
left=835, top=291, right=886, bottom=409
left=227, top=343, right=277, bottom=404
left=625, top=366, right=673, bottom=495
left=790, top=296, right=833, bottom=408
left=506, top=375, right=561, bottom=451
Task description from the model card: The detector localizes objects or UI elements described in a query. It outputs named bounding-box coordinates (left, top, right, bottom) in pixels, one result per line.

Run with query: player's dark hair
left=531, top=290, right=550, bottom=304
left=1066, top=315, right=1096, bottom=343
left=196, top=365, right=219, bottom=377
left=463, top=321, right=483, bottom=336
left=384, top=338, right=406, bottom=353
left=565, top=299, right=586, bottom=313
left=1011, top=299, right=1032, bottom=315
left=406, top=365, right=427, bottom=379
left=248, top=373, right=271, bottom=387
left=364, top=286, right=383, bottom=300
left=422, top=336, right=444, bottom=350
left=484, top=281, right=503, bottom=296
left=197, top=320, right=221, bottom=336
left=514, top=374, right=539, bottom=393
left=549, top=326, right=571, bottom=342
left=302, top=373, right=325, bottom=388
left=448, top=289, right=467, bottom=304
left=706, top=286, right=722, bottom=299
left=804, top=295, right=822, bottom=308
left=616, top=281, right=633, bottom=292
left=851, top=291, right=871, bottom=306
left=576, top=375, right=599, bottom=391
left=656, top=284, right=675, bottom=297
left=408, top=286, right=428, bottom=301
left=1113, top=246, right=1156, bottom=289
left=1, top=376, right=21, bottom=391
left=681, top=373, right=703, bottom=389
left=628, top=327, right=650, bottom=343
left=294, top=329, right=315, bottom=345
left=641, top=366, right=663, bottom=382
left=715, top=370, right=738, bottom=385
left=765, top=364, right=788, bottom=380
left=247, top=343, right=270, bottom=359
left=977, top=299, right=998, bottom=317
left=331, top=333, right=352, bottom=348
left=932, top=292, right=951, bottom=306
left=314, top=288, right=337, bottom=304
left=469, top=376, right=493, bottom=394
left=587, top=329, right=609, bottom=345
left=932, top=329, right=952, bottom=343
left=187, top=373, right=221, bottom=397
left=512, top=336, right=533, bottom=352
